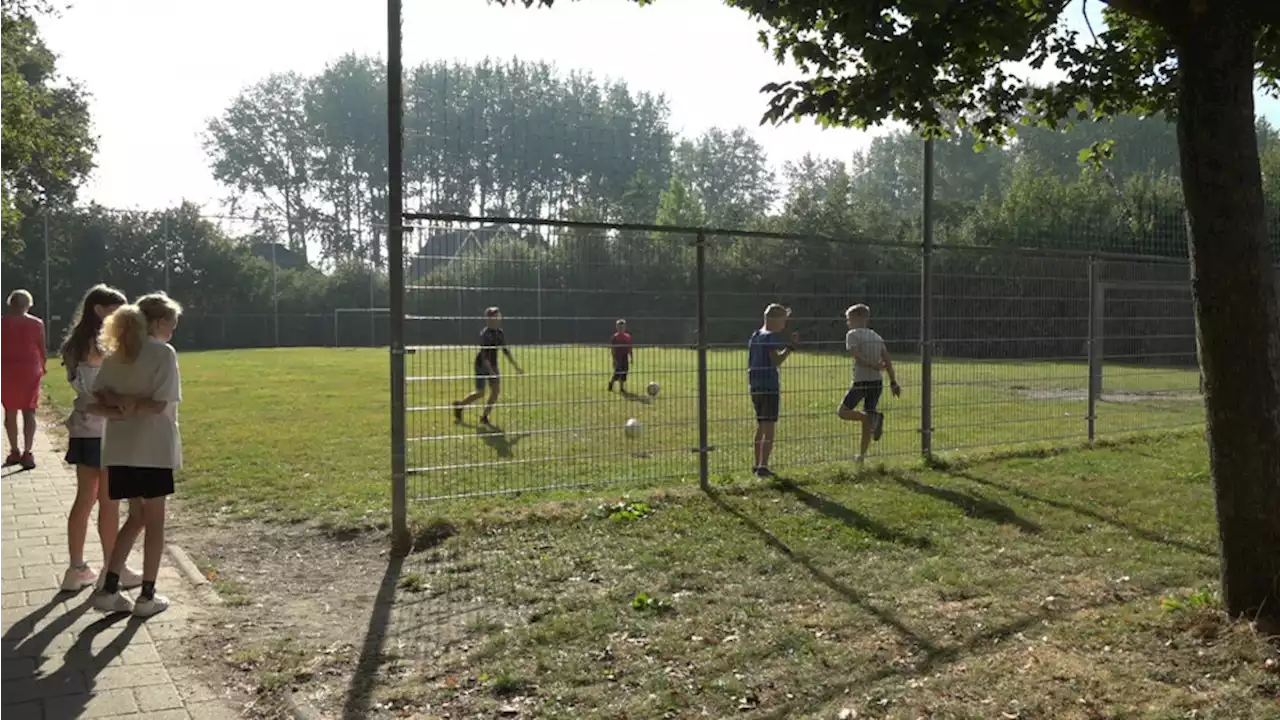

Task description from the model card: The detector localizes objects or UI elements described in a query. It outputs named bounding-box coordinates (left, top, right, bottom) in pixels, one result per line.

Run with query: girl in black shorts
left=89, top=292, right=184, bottom=619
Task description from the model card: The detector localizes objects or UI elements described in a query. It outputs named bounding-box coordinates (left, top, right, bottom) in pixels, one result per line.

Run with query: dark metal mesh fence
left=399, top=217, right=1212, bottom=504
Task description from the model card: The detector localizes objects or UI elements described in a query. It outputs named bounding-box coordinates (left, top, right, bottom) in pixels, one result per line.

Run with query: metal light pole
left=387, top=0, right=410, bottom=555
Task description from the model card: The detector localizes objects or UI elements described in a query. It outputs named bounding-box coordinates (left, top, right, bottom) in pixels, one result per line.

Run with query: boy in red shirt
left=608, top=319, right=633, bottom=393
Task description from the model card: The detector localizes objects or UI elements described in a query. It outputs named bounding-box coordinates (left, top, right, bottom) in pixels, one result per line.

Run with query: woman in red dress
left=2, top=289, right=47, bottom=469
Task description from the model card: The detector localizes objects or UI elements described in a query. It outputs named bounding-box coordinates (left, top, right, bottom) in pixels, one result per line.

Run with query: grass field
left=41, top=348, right=1279, bottom=718
left=45, top=346, right=1202, bottom=528
left=371, top=434, right=1275, bottom=719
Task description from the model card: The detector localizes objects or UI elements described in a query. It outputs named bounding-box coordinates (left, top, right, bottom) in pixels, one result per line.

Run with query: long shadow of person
left=4, top=594, right=142, bottom=713
left=476, top=423, right=530, bottom=458
left=889, top=474, right=1043, bottom=535
left=771, top=476, right=933, bottom=549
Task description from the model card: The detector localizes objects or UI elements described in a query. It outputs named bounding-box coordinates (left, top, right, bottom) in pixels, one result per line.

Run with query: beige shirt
left=94, top=337, right=183, bottom=469
left=846, top=328, right=886, bottom=384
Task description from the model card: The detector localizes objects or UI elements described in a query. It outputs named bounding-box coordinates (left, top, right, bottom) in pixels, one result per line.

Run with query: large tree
left=0, top=0, right=94, bottom=251
left=509, top=0, right=1280, bottom=625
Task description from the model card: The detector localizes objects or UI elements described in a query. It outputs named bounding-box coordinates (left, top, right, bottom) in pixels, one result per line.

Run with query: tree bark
left=1174, top=8, right=1280, bottom=625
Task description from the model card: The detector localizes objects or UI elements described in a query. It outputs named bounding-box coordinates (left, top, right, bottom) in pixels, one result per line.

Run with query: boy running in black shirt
left=453, top=307, right=522, bottom=426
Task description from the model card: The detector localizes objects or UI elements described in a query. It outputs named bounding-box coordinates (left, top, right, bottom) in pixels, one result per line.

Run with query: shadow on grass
left=703, top=484, right=1180, bottom=719
left=758, top=584, right=1174, bottom=720
left=619, top=389, right=652, bottom=405
left=770, top=477, right=933, bottom=549
left=476, top=424, right=530, bottom=459
left=703, top=486, right=939, bottom=654
left=948, top=468, right=1215, bottom=557
left=342, top=554, right=403, bottom=720
left=888, top=474, right=1043, bottom=534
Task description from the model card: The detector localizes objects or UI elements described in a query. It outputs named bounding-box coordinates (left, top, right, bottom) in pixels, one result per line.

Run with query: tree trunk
left=1174, top=9, right=1280, bottom=625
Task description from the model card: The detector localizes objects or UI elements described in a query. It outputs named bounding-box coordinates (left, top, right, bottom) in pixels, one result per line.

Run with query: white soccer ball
left=646, top=382, right=660, bottom=397
left=624, top=418, right=643, bottom=438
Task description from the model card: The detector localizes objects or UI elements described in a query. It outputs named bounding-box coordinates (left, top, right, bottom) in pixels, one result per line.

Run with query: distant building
left=408, top=225, right=515, bottom=281
left=250, top=242, right=312, bottom=271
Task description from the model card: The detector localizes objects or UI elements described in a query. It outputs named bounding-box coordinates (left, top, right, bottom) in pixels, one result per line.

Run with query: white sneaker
left=60, top=565, right=98, bottom=592
left=132, top=594, right=170, bottom=618
left=94, top=566, right=144, bottom=591
left=92, top=591, right=134, bottom=614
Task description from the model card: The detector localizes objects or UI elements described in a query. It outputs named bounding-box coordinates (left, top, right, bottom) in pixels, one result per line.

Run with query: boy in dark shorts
left=748, top=303, right=799, bottom=477
left=837, top=304, right=900, bottom=464
left=453, top=307, right=523, bottom=426
left=607, top=319, right=633, bottom=392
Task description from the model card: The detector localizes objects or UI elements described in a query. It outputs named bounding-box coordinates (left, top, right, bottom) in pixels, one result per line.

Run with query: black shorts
left=473, top=360, right=500, bottom=392
left=842, top=380, right=884, bottom=413
left=751, top=390, right=780, bottom=423
left=106, top=466, right=175, bottom=500
left=612, top=359, right=630, bottom=381
left=65, top=437, right=103, bottom=469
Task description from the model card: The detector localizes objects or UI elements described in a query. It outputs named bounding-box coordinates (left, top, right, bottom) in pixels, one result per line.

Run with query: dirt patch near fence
left=1011, top=386, right=1202, bottom=403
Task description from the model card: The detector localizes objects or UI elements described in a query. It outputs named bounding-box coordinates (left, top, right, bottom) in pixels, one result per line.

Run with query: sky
left=40, top=0, right=1280, bottom=215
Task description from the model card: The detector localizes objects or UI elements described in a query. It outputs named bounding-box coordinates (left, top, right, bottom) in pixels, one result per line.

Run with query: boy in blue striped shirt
left=747, top=303, right=799, bottom=477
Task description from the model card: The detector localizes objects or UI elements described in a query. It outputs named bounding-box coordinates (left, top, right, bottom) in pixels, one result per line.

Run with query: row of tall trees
left=206, top=54, right=1280, bottom=268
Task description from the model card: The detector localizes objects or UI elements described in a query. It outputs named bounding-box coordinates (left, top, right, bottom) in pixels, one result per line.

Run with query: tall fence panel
left=403, top=219, right=703, bottom=503
left=929, top=248, right=1093, bottom=452
left=702, top=234, right=922, bottom=473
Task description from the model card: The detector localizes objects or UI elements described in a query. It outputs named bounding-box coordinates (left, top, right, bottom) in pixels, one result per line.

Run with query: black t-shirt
left=476, top=327, right=505, bottom=368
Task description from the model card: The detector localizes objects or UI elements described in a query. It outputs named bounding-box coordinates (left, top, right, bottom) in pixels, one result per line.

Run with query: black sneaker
left=452, top=402, right=463, bottom=424
left=871, top=412, right=885, bottom=442
left=479, top=415, right=491, bottom=426
left=754, top=466, right=775, bottom=478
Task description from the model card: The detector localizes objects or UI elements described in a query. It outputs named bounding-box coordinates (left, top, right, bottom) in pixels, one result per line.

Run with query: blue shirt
left=748, top=329, right=783, bottom=392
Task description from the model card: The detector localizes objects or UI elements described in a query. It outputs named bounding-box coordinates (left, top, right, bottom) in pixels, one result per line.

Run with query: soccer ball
left=646, top=382, right=660, bottom=397
left=624, top=418, right=642, bottom=438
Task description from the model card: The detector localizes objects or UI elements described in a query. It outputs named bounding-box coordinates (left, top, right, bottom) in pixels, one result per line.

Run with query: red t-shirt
left=611, top=331, right=633, bottom=363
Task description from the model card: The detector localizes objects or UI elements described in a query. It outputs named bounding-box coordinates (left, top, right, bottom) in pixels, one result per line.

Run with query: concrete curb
left=165, top=543, right=208, bottom=588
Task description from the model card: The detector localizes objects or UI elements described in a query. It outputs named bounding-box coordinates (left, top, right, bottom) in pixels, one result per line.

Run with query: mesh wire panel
left=389, top=215, right=1233, bottom=660
left=702, top=234, right=921, bottom=473
left=404, top=220, right=700, bottom=503
left=928, top=248, right=1093, bottom=451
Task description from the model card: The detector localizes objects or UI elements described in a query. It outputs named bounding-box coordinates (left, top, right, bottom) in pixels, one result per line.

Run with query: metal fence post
left=271, top=242, right=280, bottom=347
left=163, top=213, right=171, bottom=294
left=387, top=0, right=410, bottom=555
left=1087, top=256, right=1102, bottom=441
left=695, top=231, right=710, bottom=490
left=42, top=213, right=52, bottom=351
left=919, top=138, right=935, bottom=459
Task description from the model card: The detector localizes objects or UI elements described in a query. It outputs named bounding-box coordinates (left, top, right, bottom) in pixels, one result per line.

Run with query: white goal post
left=334, top=307, right=390, bottom=347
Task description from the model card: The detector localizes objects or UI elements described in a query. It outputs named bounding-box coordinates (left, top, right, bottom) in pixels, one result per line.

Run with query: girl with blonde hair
left=89, top=292, right=184, bottom=618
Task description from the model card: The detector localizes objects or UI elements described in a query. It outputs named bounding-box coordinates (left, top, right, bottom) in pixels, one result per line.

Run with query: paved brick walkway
left=1, top=425, right=241, bottom=719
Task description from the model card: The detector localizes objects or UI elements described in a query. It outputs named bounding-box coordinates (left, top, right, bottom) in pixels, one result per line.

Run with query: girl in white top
left=57, top=284, right=145, bottom=593
left=89, top=292, right=183, bottom=618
